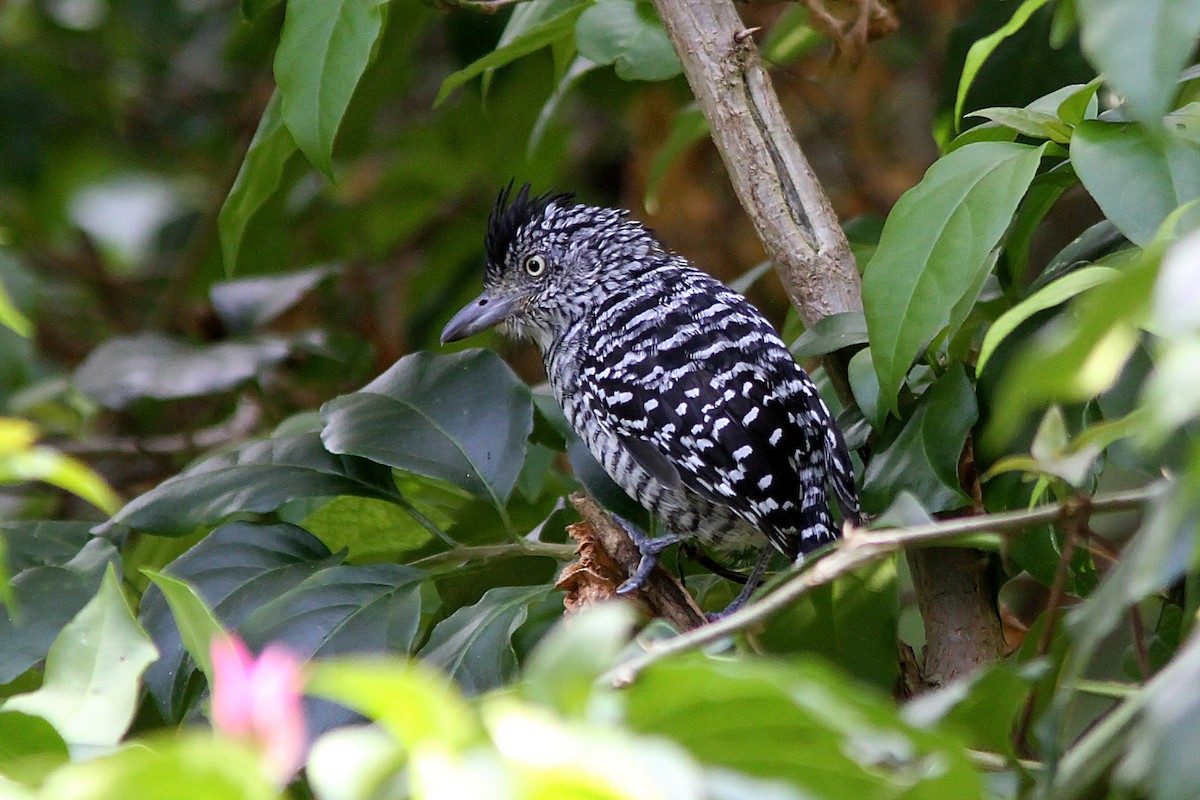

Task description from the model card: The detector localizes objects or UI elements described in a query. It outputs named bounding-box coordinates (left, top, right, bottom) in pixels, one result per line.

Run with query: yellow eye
left=524, top=254, right=547, bottom=276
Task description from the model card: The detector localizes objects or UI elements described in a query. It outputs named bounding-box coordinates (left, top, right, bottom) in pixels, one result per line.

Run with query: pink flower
left=210, top=634, right=307, bottom=784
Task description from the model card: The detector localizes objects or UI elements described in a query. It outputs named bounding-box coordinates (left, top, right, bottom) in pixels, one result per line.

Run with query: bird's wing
left=581, top=295, right=840, bottom=556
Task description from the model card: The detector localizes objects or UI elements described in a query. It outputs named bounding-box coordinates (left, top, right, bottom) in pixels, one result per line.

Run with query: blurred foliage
left=0, top=0, right=1198, bottom=798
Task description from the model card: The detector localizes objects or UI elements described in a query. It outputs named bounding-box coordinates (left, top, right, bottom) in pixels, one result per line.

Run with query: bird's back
left=546, top=257, right=858, bottom=560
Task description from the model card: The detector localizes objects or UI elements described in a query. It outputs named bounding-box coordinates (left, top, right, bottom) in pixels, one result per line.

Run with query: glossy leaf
left=0, top=529, right=117, bottom=684
left=74, top=333, right=291, bottom=409
left=3, top=566, right=157, bottom=750
left=978, top=266, right=1119, bottom=372
left=863, top=142, right=1045, bottom=412
left=576, top=0, right=682, bottom=82
left=102, top=433, right=401, bottom=536
left=1072, top=119, right=1200, bottom=246
left=321, top=349, right=534, bottom=508
left=217, top=93, right=302, bottom=276
left=861, top=365, right=978, bottom=514
left=209, top=265, right=336, bottom=335
left=419, top=585, right=551, bottom=696
left=1076, top=0, right=1200, bottom=124
left=139, top=522, right=338, bottom=721
left=274, top=0, right=389, bottom=176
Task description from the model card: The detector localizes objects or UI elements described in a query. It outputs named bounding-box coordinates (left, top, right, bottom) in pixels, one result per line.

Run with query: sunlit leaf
left=978, top=266, right=1119, bottom=372
left=863, top=142, right=1045, bottom=412
left=142, top=571, right=225, bottom=680
left=3, top=566, right=157, bottom=750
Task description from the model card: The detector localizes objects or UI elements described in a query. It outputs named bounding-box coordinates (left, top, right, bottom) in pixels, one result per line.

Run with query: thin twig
left=609, top=485, right=1160, bottom=685
left=409, top=540, right=576, bottom=570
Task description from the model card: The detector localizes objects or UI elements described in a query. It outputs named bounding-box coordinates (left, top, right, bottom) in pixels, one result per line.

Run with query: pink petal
left=210, top=634, right=256, bottom=736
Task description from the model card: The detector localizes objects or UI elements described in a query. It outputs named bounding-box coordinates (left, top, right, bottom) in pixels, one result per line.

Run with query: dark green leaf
left=1076, top=0, right=1200, bottom=124
left=73, top=333, right=291, bottom=409
left=903, top=661, right=1033, bottom=756
left=576, top=0, right=682, bottom=82
left=217, top=92, right=303, bottom=276
left=863, top=142, right=1045, bottom=412
left=861, top=364, right=978, bottom=514
left=102, top=433, right=401, bottom=536
left=790, top=311, right=868, bottom=358
left=419, top=584, right=551, bottom=695
left=0, top=534, right=117, bottom=684
left=1071, top=120, right=1200, bottom=246
left=241, top=0, right=282, bottom=20
left=274, top=0, right=390, bottom=176
left=847, top=348, right=884, bottom=432
left=139, top=522, right=337, bottom=720
left=321, top=349, right=534, bottom=508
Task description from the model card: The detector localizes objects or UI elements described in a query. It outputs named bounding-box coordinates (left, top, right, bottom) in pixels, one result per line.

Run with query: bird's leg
left=611, top=514, right=690, bottom=595
left=706, top=547, right=775, bottom=621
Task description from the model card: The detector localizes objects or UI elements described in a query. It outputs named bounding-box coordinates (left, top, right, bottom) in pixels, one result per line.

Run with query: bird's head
left=440, top=183, right=660, bottom=350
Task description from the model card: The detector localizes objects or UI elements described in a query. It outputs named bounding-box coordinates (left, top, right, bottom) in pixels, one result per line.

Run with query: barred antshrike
left=442, top=184, right=860, bottom=614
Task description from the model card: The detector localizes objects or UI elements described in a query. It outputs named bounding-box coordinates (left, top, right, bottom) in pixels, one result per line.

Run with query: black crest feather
left=485, top=182, right=574, bottom=267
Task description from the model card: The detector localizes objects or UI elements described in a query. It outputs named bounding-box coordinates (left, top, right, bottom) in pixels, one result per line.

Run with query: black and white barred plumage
left=442, top=184, right=860, bottom=597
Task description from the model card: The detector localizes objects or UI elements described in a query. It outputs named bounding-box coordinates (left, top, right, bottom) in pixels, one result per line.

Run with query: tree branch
left=610, top=485, right=1160, bottom=685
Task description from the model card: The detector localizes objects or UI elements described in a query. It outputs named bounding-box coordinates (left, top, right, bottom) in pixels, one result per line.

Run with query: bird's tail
left=824, top=425, right=862, bottom=527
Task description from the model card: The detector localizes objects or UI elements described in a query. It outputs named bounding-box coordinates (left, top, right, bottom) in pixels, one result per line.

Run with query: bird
left=441, top=183, right=861, bottom=614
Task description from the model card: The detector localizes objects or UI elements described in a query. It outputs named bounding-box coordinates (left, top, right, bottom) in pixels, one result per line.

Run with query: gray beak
left=440, top=291, right=518, bottom=344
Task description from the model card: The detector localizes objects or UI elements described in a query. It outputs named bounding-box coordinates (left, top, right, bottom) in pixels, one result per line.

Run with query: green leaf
left=321, top=350, right=534, bottom=509
left=209, top=265, right=336, bottom=335
left=0, top=528, right=117, bottom=684
left=217, top=92, right=303, bottom=276
left=902, top=661, right=1032, bottom=756
left=36, top=734, right=274, bottom=800
left=1076, top=0, right=1200, bottom=125
left=863, top=142, right=1046, bottom=412
left=968, top=107, right=1072, bottom=143
left=624, top=658, right=984, bottom=798
left=73, top=333, right=291, bottom=409
left=978, top=265, right=1120, bottom=372
left=847, top=348, right=884, bottom=432
left=519, top=602, right=636, bottom=716
left=1072, top=119, right=1200, bottom=247
left=142, top=571, right=225, bottom=680
left=861, top=364, right=978, bottom=514
left=274, top=0, right=389, bottom=176
left=953, top=0, right=1052, bottom=129
left=0, top=277, right=31, bottom=339
left=790, top=311, right=868, bottom=358
left=0, top=437, right=122, bottom=515
left=139, top=522, right=338, bottom=722
left=300, top=494, right=437, bottom=562
left=419, top=584, right=550, bottom=695
left=486, top=0, right=586, bottom=96
left=760, top=6, right=823, bottom=65
left=307, top=657, right=476, bottom=747
left=435, top=4, right=585, bottom=107
left=101, top=433, right=401, bottom=536
left=0, top=711, right=68, bottom=784
left=241, top=0, right=282, bottom=20
left=3, top=565, right=157, bottom=750
left=576, top=0, right=682, bottom=82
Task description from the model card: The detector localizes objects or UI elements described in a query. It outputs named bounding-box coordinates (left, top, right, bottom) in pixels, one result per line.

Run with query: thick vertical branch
left=651, top=0, right=1005, bottom=684
left=648, top=0, right=861, bottom=323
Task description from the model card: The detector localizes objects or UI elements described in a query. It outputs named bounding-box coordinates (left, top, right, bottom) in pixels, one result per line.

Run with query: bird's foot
left=610, top=514, right=687, bottom=595
left=703, top=547, right=775, bottom=622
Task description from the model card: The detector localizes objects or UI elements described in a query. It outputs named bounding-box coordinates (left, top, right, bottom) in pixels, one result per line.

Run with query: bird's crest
left=485, top=182, right=574, bottom=267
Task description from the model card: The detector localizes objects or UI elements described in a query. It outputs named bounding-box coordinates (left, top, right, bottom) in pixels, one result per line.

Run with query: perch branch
left=609, top=485, right=1159, bottom=685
